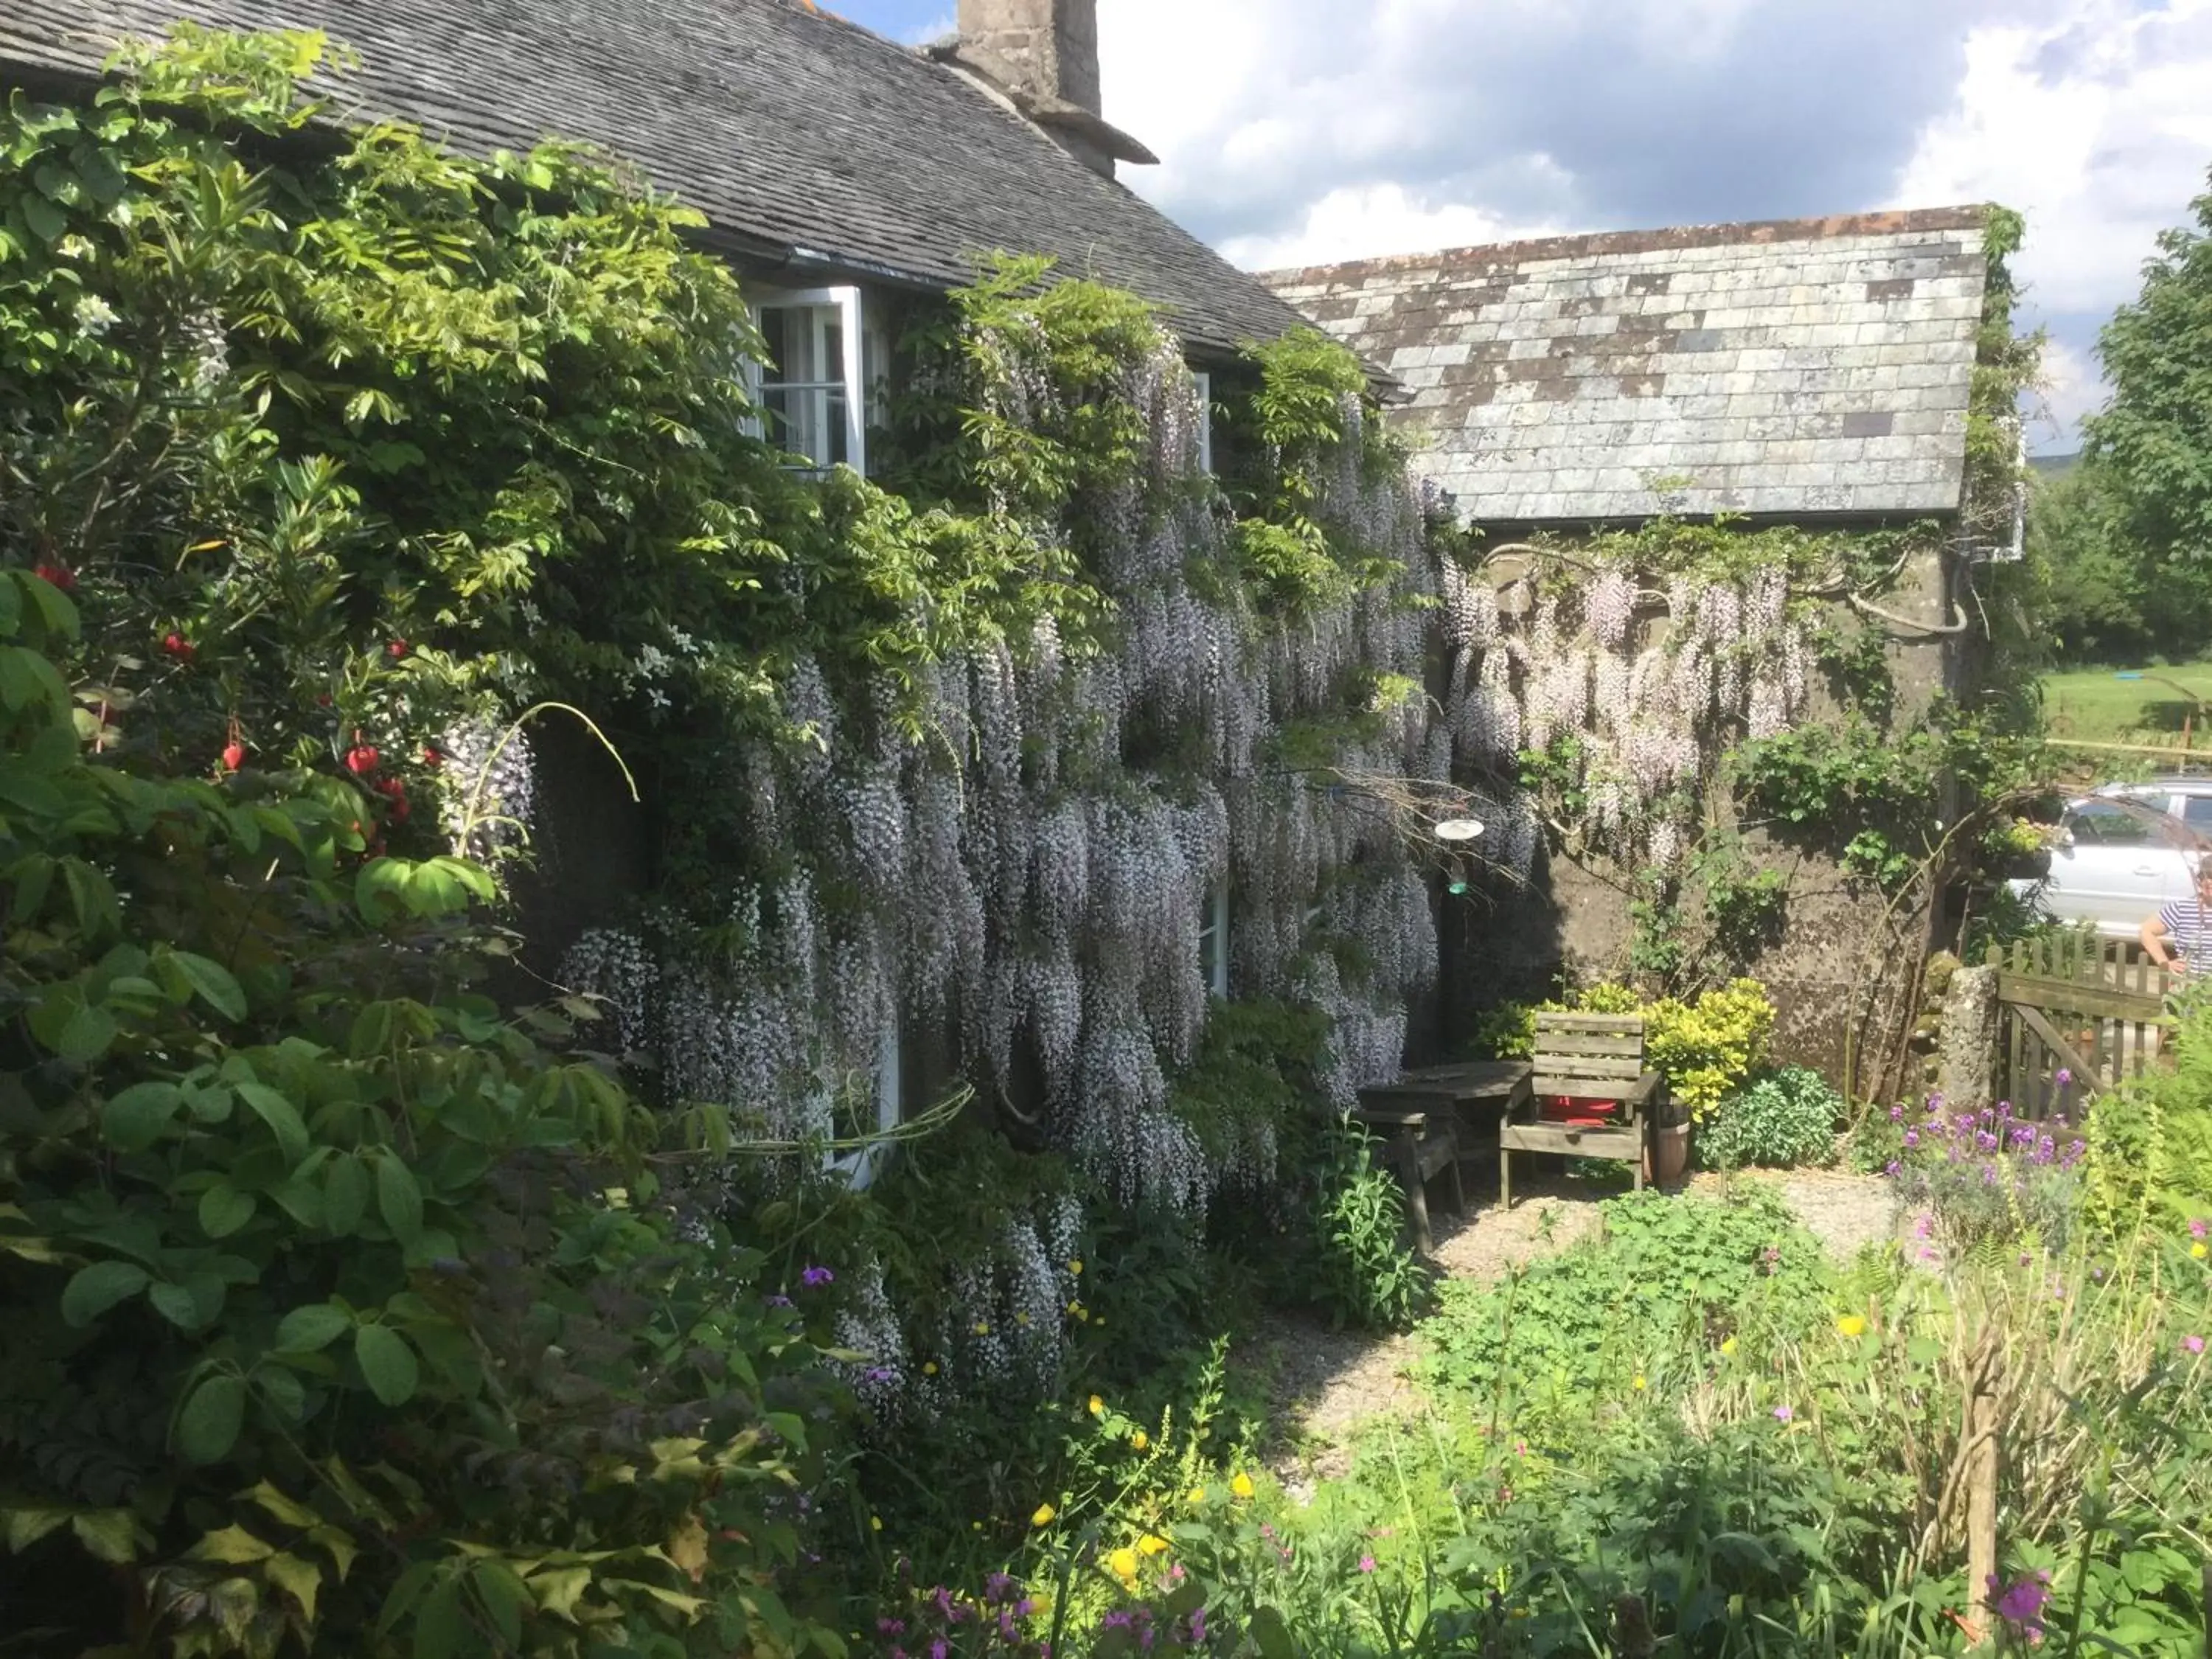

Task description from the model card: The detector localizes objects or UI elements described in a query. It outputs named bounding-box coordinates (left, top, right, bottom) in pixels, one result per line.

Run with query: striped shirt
left=2159, top=897, right=2212, bottom=965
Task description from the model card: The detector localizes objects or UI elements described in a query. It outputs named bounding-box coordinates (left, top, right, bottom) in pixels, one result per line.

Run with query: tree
left=2085, top=170, right=2212, bottom=571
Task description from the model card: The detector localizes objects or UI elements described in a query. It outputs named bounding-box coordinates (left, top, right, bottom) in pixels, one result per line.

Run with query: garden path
left=1244, top=1163, right=1899, bottom=1492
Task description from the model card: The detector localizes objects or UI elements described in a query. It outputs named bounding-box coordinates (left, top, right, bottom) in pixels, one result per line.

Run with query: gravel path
left=1241, top=1161, right=1899, bottom=1485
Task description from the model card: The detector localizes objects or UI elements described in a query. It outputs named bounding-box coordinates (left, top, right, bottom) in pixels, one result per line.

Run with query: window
left=749, top=286, right=880, bottom=476
left=2182, top=794, right=2212, bottom=834
left=833, top=1020, right=903, bottom=1191
left=1192, top=369, right=1213, bottom=474
left=2066, top=800, right=2154, bottom=846
left=1197, top=879, right=1230, bottom=999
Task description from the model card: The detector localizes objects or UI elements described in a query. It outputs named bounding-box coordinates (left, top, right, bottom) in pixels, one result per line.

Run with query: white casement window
left=1198, top=878, right=1230, bottom=999
left=1192, top=369, right=1213, bottom=474
left=835, top=1020, right=903, bottom=1191
left=749, top=285, right=877, bottom=476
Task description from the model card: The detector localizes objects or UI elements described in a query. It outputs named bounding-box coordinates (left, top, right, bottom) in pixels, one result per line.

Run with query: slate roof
left=0, top=0, right=1308, bottom=357
left=1261, top=209, right=1990, bottom=524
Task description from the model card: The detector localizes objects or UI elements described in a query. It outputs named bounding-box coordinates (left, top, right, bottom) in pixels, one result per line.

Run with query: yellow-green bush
left=1482, top=979, right=1777, bottom=1118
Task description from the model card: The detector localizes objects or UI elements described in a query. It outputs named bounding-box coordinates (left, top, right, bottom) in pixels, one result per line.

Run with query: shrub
left=1889, top=1093, right=2087, bottom=1253
left=0, top=583, right=845, bottom=1654
left=1699, top=1065, right=1843, bottom=1169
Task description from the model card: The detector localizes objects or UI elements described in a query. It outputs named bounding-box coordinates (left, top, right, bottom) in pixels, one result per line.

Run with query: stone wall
left=1444, top=535, right=1966, bottom=1096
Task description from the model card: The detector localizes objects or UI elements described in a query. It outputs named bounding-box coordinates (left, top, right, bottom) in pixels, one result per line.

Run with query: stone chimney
left=943, top=0, right=1155, bottom=178
left=959, top=0, right=1102, bottom=116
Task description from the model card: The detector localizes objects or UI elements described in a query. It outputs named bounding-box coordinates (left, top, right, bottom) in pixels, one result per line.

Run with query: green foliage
left=1310, top=1121, right=1430, bottom=1332
left=2084, top=1001, right=2212, bottom=1237
left=0, top=580, right=843, bottom=1655
left=1416, top=1187, right=1819, bottom=1431
left=1698, top=1066, right=1842, bottom=1170
left=2085, top=169, right=2212, bottom=582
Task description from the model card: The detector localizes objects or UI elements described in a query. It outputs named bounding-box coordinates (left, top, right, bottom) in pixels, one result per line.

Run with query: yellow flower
left=1031, top=1503, right=1056, bottom=1527
left=1187, top=1486, right=1207, bottom=1505
left=2194, top=1241, right=2208, bottom=1260
left=869, top=1515, right=883, bottom=1533
left=1837, top=1315, right=1868, bottom=1338
left=1131, top=1430, right=1149, bottom=1450
left=974, top=1321, right=991, bottom=1336
left=1095, top=1316, right=1106, bottom=1327
left=1138, top=1534, right=1170, bottom=1556
left=1107, top=1546, right=1139, bottom=1582
left=922, top=1361, right=939, bottom=1376
left=1088, top=1394, right=1104, bottom=1416
left=1231, top=1471, right=1256, bottom=1499
left=971, top=1521, right=983, bottom=1531
left=1068, top=1259, right=1083, bottom=1276
left=1719, top=1337, right=1739, bottom=1357
left=1632, top=1374, right=1646, bottom=1391
left=1016, top=1312, right=1032, bottom=1328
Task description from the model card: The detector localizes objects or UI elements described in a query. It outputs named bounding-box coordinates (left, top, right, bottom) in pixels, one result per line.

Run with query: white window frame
left=835, top=1020, right=902, bottom=1191
left=1198, top=877, right=1230, bottom=999
left=748, top=285, right=869, bottom=477
left=1192, top=369, right=1213, bottom=475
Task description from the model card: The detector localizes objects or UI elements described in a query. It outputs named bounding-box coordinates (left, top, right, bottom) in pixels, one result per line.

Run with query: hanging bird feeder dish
left=1434, top=818, right=1485, bottom=843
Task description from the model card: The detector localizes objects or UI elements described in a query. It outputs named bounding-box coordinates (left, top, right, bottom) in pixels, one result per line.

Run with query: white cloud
left=1893, top=0, right=2212, bottom=313
left=1222, top=182, right=1564, bottom=273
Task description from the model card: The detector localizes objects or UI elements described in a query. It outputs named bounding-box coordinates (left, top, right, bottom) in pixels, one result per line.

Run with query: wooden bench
left=1498, top=1012, right=1665, bottom=1208
left=1348, top=1103, right=1463, bottom=1256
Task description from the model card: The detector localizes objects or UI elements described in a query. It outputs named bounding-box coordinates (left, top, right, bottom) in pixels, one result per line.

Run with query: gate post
left=1937, top=964, right=2000, bottom=1112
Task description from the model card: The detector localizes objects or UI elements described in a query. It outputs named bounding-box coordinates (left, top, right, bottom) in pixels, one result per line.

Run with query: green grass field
left=2039, top=658, right=2212, bottom=749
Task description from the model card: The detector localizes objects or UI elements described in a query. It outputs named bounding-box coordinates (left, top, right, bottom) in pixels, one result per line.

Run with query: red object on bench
left=1541, top=1095, right=1620, bottom=1127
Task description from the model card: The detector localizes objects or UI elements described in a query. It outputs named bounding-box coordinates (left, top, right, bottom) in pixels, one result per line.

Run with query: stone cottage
left=1263, top=210, right=2008, bottom=1079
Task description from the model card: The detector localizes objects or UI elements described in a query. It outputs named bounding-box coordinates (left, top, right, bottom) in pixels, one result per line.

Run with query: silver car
left=2010, top=777, right=2212, bottom=940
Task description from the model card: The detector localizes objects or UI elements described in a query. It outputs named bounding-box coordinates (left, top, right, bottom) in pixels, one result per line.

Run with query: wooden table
left=1354, top=1060, right=1533, bottom=1252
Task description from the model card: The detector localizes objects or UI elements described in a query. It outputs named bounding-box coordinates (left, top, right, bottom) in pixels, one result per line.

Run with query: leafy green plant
left=1310, top=1120, right=1431, bottom=1332
left=0, top=576, right=844, bottom=1655
left=1699, top=1066, right=1843, bottom=1170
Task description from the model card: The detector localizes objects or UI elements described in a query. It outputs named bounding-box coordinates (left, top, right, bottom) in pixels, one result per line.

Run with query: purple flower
left=765, top=1293, right=793, bottom=1309
left=1885, top=1159, right=1902, bottom=1177
left=931, top=1641, right=948, bottom=1659
left=877, top=1618, right=905, bottom=1635
left=1890, top=1105, right=1904, bottom=1121
left=1773, top=1404, right=1794, bottom=1422
left=2055, top=1068, right=2073, bottom=1087
left=1186, top=1609, right=1208, bottom=1644
left=1990, top=1571, right=2051, bottom=1639
left=1904, top=1129, right=1919, bottom=1149
left=1360, top=1554, right=1377, bottom=1574
left=801, top=1265, right=835, bottom=1288
left=2185, top=1335, right=2205, bottom=1355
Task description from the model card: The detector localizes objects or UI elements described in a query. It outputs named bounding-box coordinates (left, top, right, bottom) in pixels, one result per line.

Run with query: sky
left=836, top=0, right=2212, bottom=453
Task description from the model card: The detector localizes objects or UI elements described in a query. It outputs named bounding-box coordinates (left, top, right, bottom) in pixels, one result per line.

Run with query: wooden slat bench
left=1498, top=1012, right=1666, bottom=1208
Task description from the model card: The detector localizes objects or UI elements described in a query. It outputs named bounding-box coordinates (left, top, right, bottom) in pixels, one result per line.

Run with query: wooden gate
left=1984, top=938, right=2172, bottom=1118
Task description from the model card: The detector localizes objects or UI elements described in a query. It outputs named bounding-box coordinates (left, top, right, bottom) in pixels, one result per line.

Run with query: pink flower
left=1359, top=1554, right=1377, bottom=1574
left=2185, top=1335, right=2205, bottom=1355
left=2190, top=1219, right=2208, bottom=1241
left=1773, top=1404, right=1794, bottom=1422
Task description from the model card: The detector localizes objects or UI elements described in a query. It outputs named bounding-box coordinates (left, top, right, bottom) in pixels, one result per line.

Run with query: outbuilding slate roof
left=1260, top=209, right=1990, bottom=524
left=0, top=0, right=1309, bottom=357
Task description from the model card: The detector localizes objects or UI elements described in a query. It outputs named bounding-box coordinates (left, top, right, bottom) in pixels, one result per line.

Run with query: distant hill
left=2031, top=451, right=2081, bottom=480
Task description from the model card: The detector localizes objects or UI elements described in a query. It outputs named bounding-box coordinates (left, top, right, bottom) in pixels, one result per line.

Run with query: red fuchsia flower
left=160, top=631, right=195, bottom=660
left=220, top=741, right=245, bottom=773
left=421, top=744, right=444, bottom=768
left=344, top=743, right=380, bottom=776
left=386, top=639, right=408, bottom=658
left=32, top=563, right=75, bottom=591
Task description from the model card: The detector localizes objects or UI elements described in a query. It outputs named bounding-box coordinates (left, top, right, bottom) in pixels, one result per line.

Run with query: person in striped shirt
left=2141, top=857, right=2212, bottom=974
